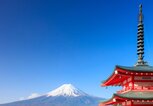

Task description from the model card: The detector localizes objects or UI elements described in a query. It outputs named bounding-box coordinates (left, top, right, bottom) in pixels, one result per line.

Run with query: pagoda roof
left=102, top=65, right=153, bottom=86
left=115, top=91, right=153, bottom=100
left=100, top=91, right=153, bottom=106
left=117, top=65, right=153, bottom=72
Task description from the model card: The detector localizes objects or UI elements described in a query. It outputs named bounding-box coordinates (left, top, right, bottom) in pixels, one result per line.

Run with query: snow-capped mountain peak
left=47, top=84, right=87, bottom=97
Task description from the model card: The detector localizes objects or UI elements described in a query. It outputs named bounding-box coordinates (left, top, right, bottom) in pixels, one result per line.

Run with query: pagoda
left=100, top=4, right=153, bottom=106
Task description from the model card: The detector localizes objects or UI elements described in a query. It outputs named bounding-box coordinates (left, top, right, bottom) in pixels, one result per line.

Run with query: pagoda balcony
left=117, top=88, right=132, bottom=94
left=117, top=86, right=153, bottom=94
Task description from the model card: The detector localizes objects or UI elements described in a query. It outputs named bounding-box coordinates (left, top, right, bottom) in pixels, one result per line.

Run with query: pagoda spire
left=135, top=4, right=148, bottom=66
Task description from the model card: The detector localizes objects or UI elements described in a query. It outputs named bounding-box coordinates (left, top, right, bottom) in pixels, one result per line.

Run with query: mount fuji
left=0, top=84, right=104, bottom=106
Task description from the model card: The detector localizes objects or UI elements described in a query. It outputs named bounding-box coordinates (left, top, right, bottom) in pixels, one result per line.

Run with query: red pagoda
left=100, top=4, right=153, bottom=106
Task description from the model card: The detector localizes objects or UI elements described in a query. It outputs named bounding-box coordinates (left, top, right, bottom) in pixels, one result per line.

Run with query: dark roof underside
left=116, top=65, right=153, bottom=72
left=115, top=91, right=153, bottom=100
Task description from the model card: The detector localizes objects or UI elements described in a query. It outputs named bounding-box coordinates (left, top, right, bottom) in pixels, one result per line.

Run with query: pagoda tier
left=102, top=65, right=153, bottom=89
left=99, top=91, right=153, bottom=106
left=100, top=65, right=153, bottom=106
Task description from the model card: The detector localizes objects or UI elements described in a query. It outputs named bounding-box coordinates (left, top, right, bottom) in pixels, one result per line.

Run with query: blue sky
left=1, top=0, right=153, bottom=104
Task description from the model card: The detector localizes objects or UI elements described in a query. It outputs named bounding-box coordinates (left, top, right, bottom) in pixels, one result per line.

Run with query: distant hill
left=0, top=84, right=104, bottom=106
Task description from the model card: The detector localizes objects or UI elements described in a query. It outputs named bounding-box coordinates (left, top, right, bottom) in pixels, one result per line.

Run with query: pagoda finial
left=139, top=4, right=143, bottom=22
left=135, top=4, right=148, bottom=66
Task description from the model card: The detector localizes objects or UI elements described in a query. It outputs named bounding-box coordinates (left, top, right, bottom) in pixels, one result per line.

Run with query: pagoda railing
left=117, top=86, right=153, bottom=94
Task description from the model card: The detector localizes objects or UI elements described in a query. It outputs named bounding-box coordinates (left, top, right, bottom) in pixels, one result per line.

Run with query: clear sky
left=1, top=0, right=153, bottom=104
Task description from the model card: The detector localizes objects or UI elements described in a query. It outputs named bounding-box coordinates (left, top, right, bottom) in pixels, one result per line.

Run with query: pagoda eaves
left=102, top=65, right=153, bottom=86
left=100, top=91, right=153, bottom=106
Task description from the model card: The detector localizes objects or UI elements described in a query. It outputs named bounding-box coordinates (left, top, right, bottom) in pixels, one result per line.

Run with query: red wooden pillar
left=131, top=100, right=133, bottom=106
left=132, top=76, right=134, bottom=90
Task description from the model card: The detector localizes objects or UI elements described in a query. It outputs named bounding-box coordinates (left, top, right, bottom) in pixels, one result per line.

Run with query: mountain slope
left=0, top=84, right=104, bottom=106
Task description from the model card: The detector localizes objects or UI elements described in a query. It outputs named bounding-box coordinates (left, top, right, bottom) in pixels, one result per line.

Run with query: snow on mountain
left=47, top=84, right=87, bottom=97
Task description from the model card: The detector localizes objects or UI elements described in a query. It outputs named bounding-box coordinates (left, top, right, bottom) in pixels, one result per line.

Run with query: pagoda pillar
left=132, top=76, right=135, bottom=90
left=131, top=100, right=134, bottom=106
